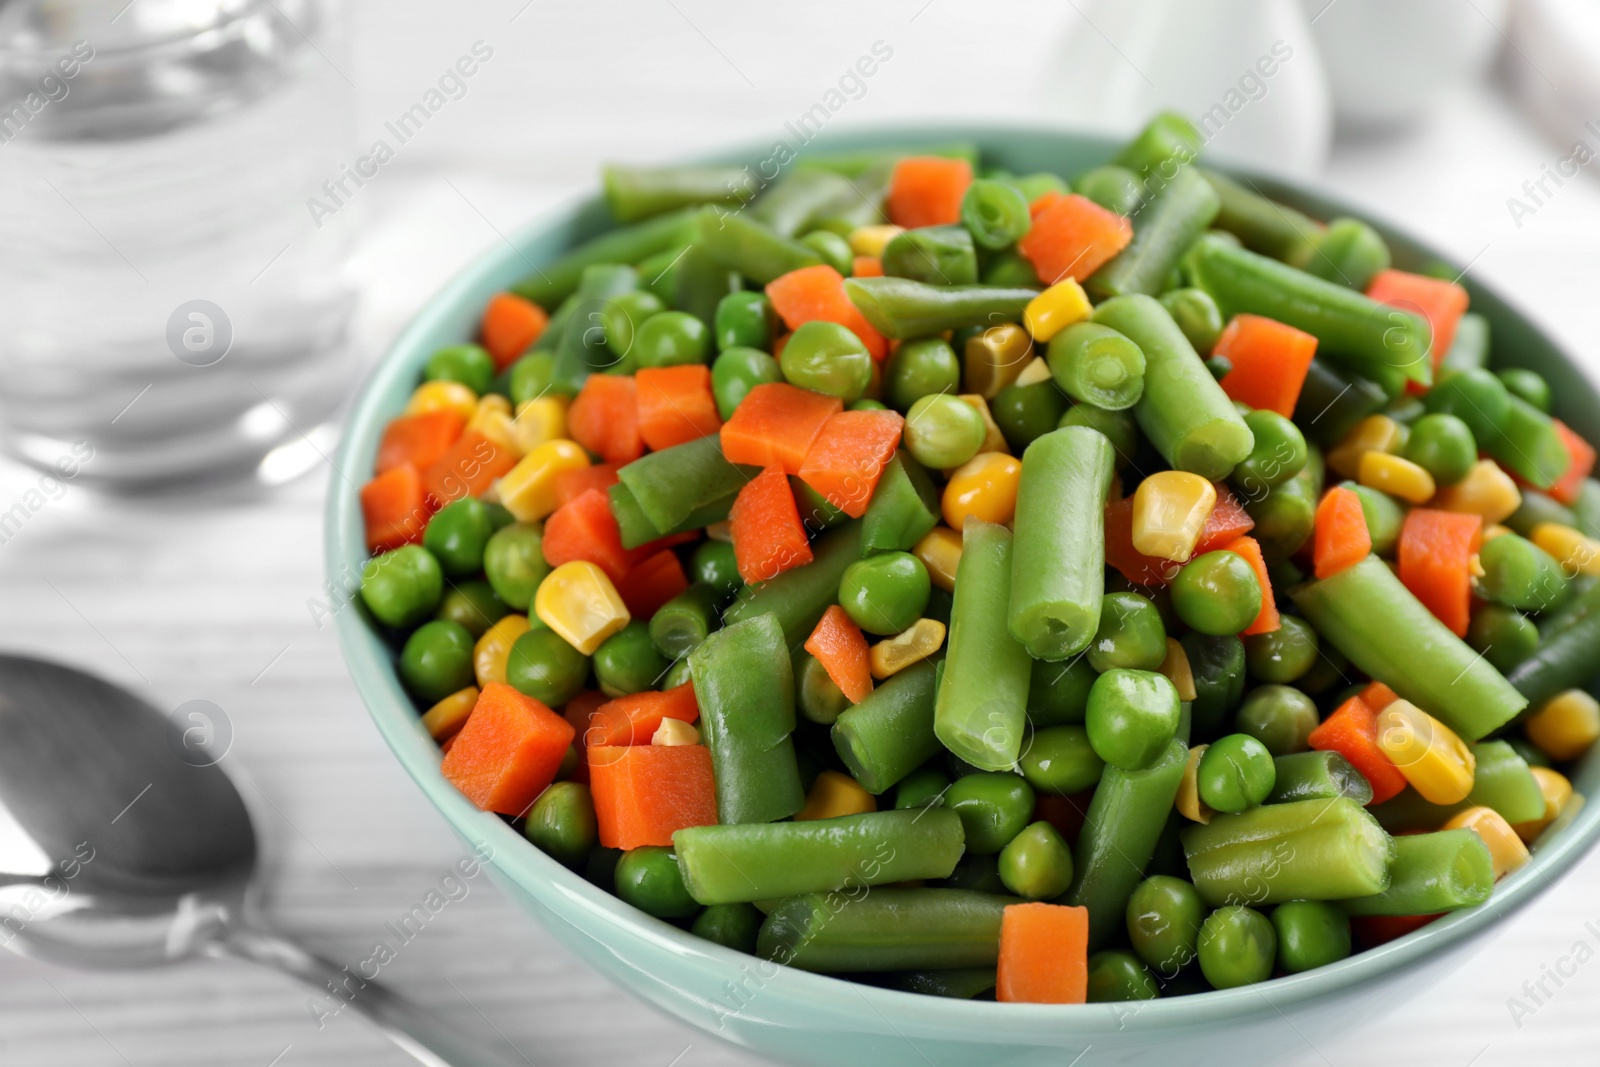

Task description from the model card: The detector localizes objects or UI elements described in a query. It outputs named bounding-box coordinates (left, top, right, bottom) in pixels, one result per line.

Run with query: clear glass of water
left=0, top=0, right=362, bottom=488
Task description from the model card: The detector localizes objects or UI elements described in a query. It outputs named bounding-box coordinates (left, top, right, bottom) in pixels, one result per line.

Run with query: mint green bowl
left=329, top=124, right=1600, bottom=1067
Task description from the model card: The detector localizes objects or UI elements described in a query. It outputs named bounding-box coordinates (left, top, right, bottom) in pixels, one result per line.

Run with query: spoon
left=0, top=654, right=524, bottom=1067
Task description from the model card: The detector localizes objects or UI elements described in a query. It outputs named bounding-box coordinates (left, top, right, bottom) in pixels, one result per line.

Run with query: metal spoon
left=0, top=654, right=523, bottom=1067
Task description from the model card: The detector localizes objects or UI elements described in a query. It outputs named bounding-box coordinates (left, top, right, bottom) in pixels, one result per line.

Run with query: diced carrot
left=587, top=684, right=699, bottom=747
left=588, top=743, right=718, bottom=849
left=481, top=292, right=549, bottom=370
left=569, top=374, right=644, bottom=465
left=804, top=605, right=873, bottom=704
left=553, top=462, right=621, bottom=510
left=1397, top=508, right=1482, bottom=637
left=1033, top=792, right=1093, bottom=846
left=422, top=429, right=518, bottom=510
left=720, top=382, right=843, bottom=474
left=1218, top=535, right=1279, bottom=635
left=440, top=682, right=574, bottom=815
left=377, top=410, right=466, bottom=475
left=1366, top=269, right=1469, bottom=378
left=766, top=264, right=887, bottom=361
left=1017, top=194, right=1133, bottom=286
left=852, top=255, right=883, bottom=278
left=729, top=465, right=813, bottom=584
left=615, top=549, right=689, bottom=620
left=636, top=364, right=722, bottom=452
left=1308, top=694, right=1408, bottom=804
left=564, top=690, right=608, bottom=745
left=797, top=409, right=905, bottom=518
left=1547, top=420, right=1596, bottom=506
left=1313, top=485, right=1373, bottom=580
left=886, top=156, right=973, bottom=229
left=1029, top=190, right=1067, bottom=218
left=361, top=463, right=430, bottom=553
left=996, top=903, right=1089, bottom=1004
left=543, top=488, right=635, bottom=582
left=1360, top=681, right=1398, bottom=710
left=1351, top=913, right=1441, bottom=949
left=1191, top=484, right=1256, bottom=556
left=1104, top=496, right=1179, bottom=587
left=1214, top=314, right=1319, bottom=418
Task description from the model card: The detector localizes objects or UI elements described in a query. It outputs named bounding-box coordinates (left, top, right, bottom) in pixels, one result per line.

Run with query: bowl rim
left=328, top=120, right=1600, bottom=1033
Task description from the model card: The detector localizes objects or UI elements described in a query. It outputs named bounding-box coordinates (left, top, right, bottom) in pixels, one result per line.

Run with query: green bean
left=794, top=143, right=980, bottom=179
left=1181, top=797, right=1393, bottom=906
left=1302, top=217, right=1390, bottom=291
left=725, top=522, right=864, bottom=648
left=648, top=582, right=721, bottom=660
left=691, top=902, right=763, bottom=953
left=794, top=649, right=849, bottom=726
left=1089, top=166, right=1220, bottom=300
left=1440, top=311, right=1491, bottom=373
left=832, top=660, right=942, bottom=794
left=1074, top=165, right=1144, bottom=215
left=1338, top=829, right=1493, bottom=916
left=672, top=243, right=740, bottom=327
left=1114, top=112, right=1203, bottom=185
left=1506, top=489, right=1578, bottom=539
left=603, top=164, right=750, bottom=222
left=751, top=169, right=857, bottom=236
left=1159, top=287, right=1225, bottom=354
left=961, top=179, right=1032, bottom=250
left=860, top=451, right=941, bottom=556
left=883, top=225, right=979, bottom=286
left=757, top=889, right=1013, bottom=972
left=1507, top=578, right=1600, bottom=708
left=1267, top=750, right=1373, bottom=806
left=1046, top=322, right=1147, bottom=411
left=843, top=277, right=1038, bottom=339
left=1293, top=357, right=1390, bottom=448
left=1572, top=479, right=1600, bottom=539
left=637, top=244, right=691, bottom=306
left=1369, top=740, right=1547, bottom=831
left=616, top=434, right=756, bottom=534
left=1467, top=604, right=1540, bottom=674
left=1198, top=168, right=1321, bottom=267
left=890, top=968, right=997, bottom=1000
left=694, top=206, right=821, bottom=286
left=1337, top=480, right=1405, bottom=557
left=1182, top=633, right=1247, bottom=740
left=512, top=208, right=701, bottom=309
left=609, top=481, right=736, bottom=549
left=552, top=263, right=639, bottom=391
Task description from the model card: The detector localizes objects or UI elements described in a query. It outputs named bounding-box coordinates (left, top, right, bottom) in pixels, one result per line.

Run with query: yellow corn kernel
left=1158, top=638, right=1198, bottom=702
left=913, top=527, right=963, bottom=592
left=1375, top=699, right=1476, bottom=805
left=511, top=395, right=568, bottom=454
left=1443, top=805, right=1531, bottom=879
left=474, top=615, right=531, bottom=688
left=421, top=686, right=479, bottom=741
left=535, top=561, right=630, bottom=655
left=870, top=618, right=948, bottom=679
left=964, top=324, right=1035, bottom=399
left=1430, top=459, right=1522, bottom=524
left=1176, top=744, right=1214, bottom=824
left=849, top=224, right=903, bottom=257
left=1359, top=451, right=1436, bottom=505
left=1530, top=522, right=1600, bottom=578
left=470, top=394, right=520, bottom=455
left=942, top=452, right=1023, bottom=529
left=1524, top=689, right=1600, bottom=761
left=651, top=718, right=701, bottom=746
left=706, top=520, right=733, bottom=543
left=1023, top=278, right=1093, bottom=343
left=1512, top=766, right=1574, bottom=843
left=498, top=439, right=590, bottom=523
left=1132, top=471, right=1217, bottom=561
left=795, top=769, right=876, bottom=821
left=404, top=380, right=479, bottom=422
left=956, top=394, right=1010, bottom=456
left=1469, top=553, right=1485, bottom=579
left=1013, top=356, right=1054, bottom=388
left=1326, top=414, right=1404, bottom=481
left=1482, top=524, right=1514, bottom=542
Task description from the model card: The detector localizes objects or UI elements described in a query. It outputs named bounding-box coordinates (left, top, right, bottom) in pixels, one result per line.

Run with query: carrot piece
left=615, top=549, right=689, bottom=620
left=766, top=264, right=887, bottom=361
left=1017, top=193, right=1133, bottom=286
left=886, top=156, right=973, bottom=229
left=720, top=382, right=843, bottom=474
left=1397, top=507, right=1482, bottom=637
left=1360, top=681, right=1398, bottom=711
left=543, top=488, right=635, bottom=582
left=636, top=364, right=722, bottom=452
left=587, top=683, right=700, bottom=747
left=1029, top=190, right=1067, bottom=218
left=1214, top=314, right=1319, bottom=418
left=1366, top=269, right=1469, bottom=376
left=729, top=465, right=814, bottom=584
left=1191, top=484, right=1256, bottom=556
left=1218, top=535, right=1279, bottom=635
left=1313, top=485, right=1373, bottom=580
left=377, top=410, right=465, bottom=475
left=564, top=690, right=608, bottom=746
left=361, top=463, right=430, bottom=553
left=553, top=462, right=621, bottom=510
left=852, top=255, right=883, bottom=278
left=1352, top=913, right=1442, bottom=949
left=569, top=374, right=644, bottom=465
left=588, top=743, right=718, bottom=849
left=481, top=292, right=550, bottom=370
left=1547, top=420, right=1596, bottom=506
left=1308, top=693, right=1408, bottom=804
left=797, top=409, right=906, bottom=518
left=1104, top=496, right=1178, bottom=587
left=422, top=429, right=518, bottom=510
left=804, top=605, right=873, bottom=704
left=996, top=902, right=1089, bottom=1004
left=440, top=682, right=575, bottom=815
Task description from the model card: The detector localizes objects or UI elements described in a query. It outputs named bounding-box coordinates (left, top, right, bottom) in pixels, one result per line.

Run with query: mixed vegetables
left=357, top=112, right=1600, bottom=1005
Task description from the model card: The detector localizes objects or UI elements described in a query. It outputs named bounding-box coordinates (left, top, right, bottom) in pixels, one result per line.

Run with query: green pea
left=1233, top=685, right=1318, bottom=756
left=484, top=502, right=515, bottom=530
left=361, top=544, right=443, bottom=629
left=1171, top=551, right=1262, bottom=636
left=1498, top=367, right=1551, bottom=413
left=524, top=781, right=597, bottom=867
left=1026, top=656, right=1096, bottom=726
left=884, top=338, right=961, bottom=414
left=801, top=229, right=854, bottom=274
left=1271, top=900, right=1351, bottom=974
left=633, top=310, right=711, bottom=369
left=1158, top=288, right=1224, bottom=355
left=662, top=655, right=693, bottom=690
left=710, top=345, right=782, bottom=421
left=399, top=620, right=476, bottom=704
left=1087, top=591, right=1168, bottom=672
left=508, top=351, right=559, bottom=405
left=1181, top=632, right=1246, bottom=740
left=423, top=497, right=497, bottom=577
left=998, top=821, right=1074, bottom=901
left=434, top=579, right=509, bottom=638
left=600, top=290, right=666, bottom=370
left=1060, top=403, right=1141, bottom=465
left=613, top=847, right=699, bottom=919
left=1338, top=480, right=1405, bottom=557
left=506, top=628, right=590, bottom=707
left=780, top=320, right=873, bottom=401
left=714, top=291, right=776, bottom=352
left=1294, top=641, right=1351, bottom=696
left=1403, top=413, right=1477, bottom=486
left=1425, top=367, right=1509, bottom=429
left=1232, top=409, right=1308, bottom=494
left=1197, top=905, right=1276, bottom=989
left=424, top=343, right=494, bottom=395
left=1073, top=164, right=1143, bottom=215
left=894, top=767, right=951, bottom=810
left=691, top=538, right=743, bottom=596
left=1204, top=355, right=1233, bottom=381
left=838, top=551, right=930, bottom=635
left=691, top=902, right=762, bottom=953
left=1467, top=604, right=1540, bottom=674
left=1126, top=875, right=1205, bottom=975
left=482, top=523, right=549, bottom=611
left=993, top=380, right=1070, bottom=453
left=1086, top=668, right=1181, bottom=771
left=794, top=649, right=851, bottom=725
left=944, top=772, right=1036, bottom=854
left=904, top=393, right=986, bottom=469
left=592, top=620, right=669, bottom=697
left=1087, top=950, right=1160, bottom=1002
left=1244, top=476, right=1317, bottom=560
left=1019, top=725, right=1104, bottom=795
left=1243, top=615, right=1319, bottom=684
left=981, top=248, right=1042, bottom=288
left=1197, top=733, right=1276, bottom=814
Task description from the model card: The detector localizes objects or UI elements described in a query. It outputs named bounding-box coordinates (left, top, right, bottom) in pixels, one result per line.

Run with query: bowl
left=328, top=123, right=1600, bottom=1067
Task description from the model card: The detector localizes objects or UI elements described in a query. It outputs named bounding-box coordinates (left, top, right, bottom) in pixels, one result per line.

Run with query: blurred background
left=1, top=0, right=1599, bottom=1063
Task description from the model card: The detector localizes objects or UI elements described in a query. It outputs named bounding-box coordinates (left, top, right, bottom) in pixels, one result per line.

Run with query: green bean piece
left=831, top=660, right=941, bottom=794
left=794, top=474, right=852, bottom=533
left=602, top=164, right=749, bottom=223
left=1197, top=905, right=1277, bottom=989
left=1182, top=633, right=1247, bottom=741
left=939, top=851, right=1008, bottom=894
left=1499, top=367, right=1552, bottom=413
left=1440, top=311, right=1490, bottom=373
left=1338, top=829, right=1494, bottom=916
left=750, top=169, right=857, bottom=236
left=1198, top=168, right=1321, bottom=267
left=513, top=208, right=701, bottom=309
left=661, top=656, right=693, bottom=690
left=693, top=207, right=822, bottom=286
left=1267, top=750, right=1373, bottom=806
left=617, top=434, right=756, bottom=534
left=723, top=523, right=864, bottom=649
left=1089, top=166, right=1220, bottom=300
left=1026, top=656, right=1097, bottom=726
left=1506, top=488, right=1578, bottom=539
left=945, top=772, right=1036, bottom=854
left=1488, top=395, right=1572, bottom=489
left=1074, top=165, right=1144, bottom=215
left=1086, top=950, right=1160, bottom=1002
left=1336, top=480, right=1405, bottom=557
left=671, top=244, right=739, bottom=328
left=691, top=902, right=763, bottom=953
left=1467, top=604, right=1539, bottom=674
left=609, top=480, right=736, bottom=550
left=1293, top=357, right=1390, bottom=448
left=1181, top=797, right=1393, bottom=906
left=1159, top=288, right=1224, bottom=355
left=1478, top=532, right=1570, bottom=613
left=1114, top=112, right=1203, bottom=184
left=757, top=888, right=1014, bottom=972
left=861, top=451, right=942, bottom=556
left=1046, top=322, right=1147, bottom=412
left=1370, top=740, right=1546, bottom=831
left=1508, top=576, right=1600, bottom=707
left=1243, top=615, right=1319, bottom=684
left=1302, top=217, right=1390, bottom=291
left=1573, top=481, right=1600, bottom=540
left=794, top=142, right=979, bottom=179
left=1271, top=900, right=1352, bottom=974
left=648, top=582, right=721, bottom=661
left=552, top=263, right=639, bottom=390
left=636, top=244, right=690, bottom=307
left=882, top=225, right=979, bottom=286
left=890, top=968, right=998, bottom=1000
left=1020, top=724, right=1105, bottom=795
left=960, top=179, right=1032, bottom=250
left=982, top=248, right=1043, bottom=288
left=1234, top=684, right=1319, bottom=756
left=844, top=277, right=1038, bottom=339
left=1126, top=874, right=1204, bottom=975
left=997, top=820, right=1075, bottom=900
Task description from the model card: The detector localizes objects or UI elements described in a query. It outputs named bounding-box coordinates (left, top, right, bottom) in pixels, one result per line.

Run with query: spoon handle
left=212, top=924, right=531, bottom=1067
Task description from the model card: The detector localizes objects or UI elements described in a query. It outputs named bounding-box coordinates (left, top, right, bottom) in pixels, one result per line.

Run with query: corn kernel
left=1524, top=689, right=1600, bottom=761
left=420, top=686, right=479, bottom=741
left=1327, top=415, right=1404, bottom=481
left=511, top=395, right=569, bottom=453
left=955, top=394, right=1010, bottom=456
left=706, top=520, right=733, bottom=543
left=849, top=224, right=903, bottom=257
left=498, top=439, right=590, bottom=523
left=1132, top=471, right=1217, bottom=562
left=1482, top=524, right=1514, bottom=542
left=942, top=452, right=1023, bottom=529
left=1512, top=766, right=1574, bottom=843
left=795, top=769, right=876, bottom=821
left=470, top=394, right=520, bottom=455
left=1430, top=459, right=1522, bottom=524
left=405, top=380, right=479, bottom=422
left=1375, top=699, right=1476, bottom=805
left=1443, top=805, right=1530, bottom=879
left=1359, top=451, right=1436, bottom=505
left=1023, top=278, right=1093, bottom=343
left=1530, top=522, right=1600, bottom=578
left=474, top=615, right=531, bottom=688
left=651, top=718, right=701, bottom=746
left=913, top=527, right=963, bottom=592
left=1013, top=356, right=1054, bottom=388
left=964, top=324, right=1035, bottom=399
left=1158, top=638, right=1198, bottom=702
left=535, top=561, right=630, bottom=655
left=1176, top=744, right=1214, bottom=824
left=870, top=618, right=947, bottom=679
